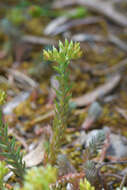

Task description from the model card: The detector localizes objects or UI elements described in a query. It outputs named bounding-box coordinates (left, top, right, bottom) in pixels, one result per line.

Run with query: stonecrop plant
left=0, top=90, right=26, bottom=179
left=0, top=118, right=26, bottom=178
left=43, top=39, right=82, bottom=164
left=0, top=161, right=8, bottom=189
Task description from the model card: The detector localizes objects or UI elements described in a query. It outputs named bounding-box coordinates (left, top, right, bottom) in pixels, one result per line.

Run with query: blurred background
left=1, top=0, right=127, bottom=177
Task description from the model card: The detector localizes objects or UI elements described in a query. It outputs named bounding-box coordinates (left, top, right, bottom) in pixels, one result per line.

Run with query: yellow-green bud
left=0, top=90, right=6, bottom=105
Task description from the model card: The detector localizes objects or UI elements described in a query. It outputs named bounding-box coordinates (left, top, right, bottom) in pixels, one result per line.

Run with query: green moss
left=16, top=165, right=57, bottom=190
left=79, top=178, right=95, bottom=190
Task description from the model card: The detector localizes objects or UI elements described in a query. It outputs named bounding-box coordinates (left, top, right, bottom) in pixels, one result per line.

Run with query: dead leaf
left=23, top=138, right=45, bottom=167
left=3, top=91, right=30, bottom=115
left=116, top=107, right=127, bottom=120
left=73, top=74, right=121, bottom=107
